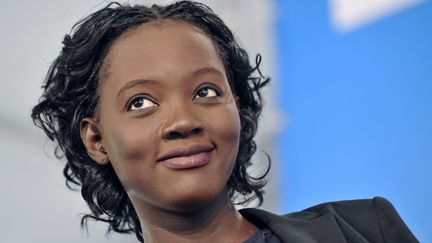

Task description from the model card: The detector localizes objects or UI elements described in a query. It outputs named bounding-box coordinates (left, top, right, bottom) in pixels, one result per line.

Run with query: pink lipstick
left=157, top=145, right=214, bottom=170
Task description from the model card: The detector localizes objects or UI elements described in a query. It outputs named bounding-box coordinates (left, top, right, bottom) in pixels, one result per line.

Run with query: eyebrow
left=117, top=79, right=156, bottom=98
left=116, top=67, right=225, bottom=98
left=191, top=67, right=225, bottom=78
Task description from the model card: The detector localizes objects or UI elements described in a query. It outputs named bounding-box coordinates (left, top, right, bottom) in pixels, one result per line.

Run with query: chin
left=164, top=186, right=228, bottom=213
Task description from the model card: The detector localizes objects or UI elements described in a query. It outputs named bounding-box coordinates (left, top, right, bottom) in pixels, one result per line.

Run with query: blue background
left=274, top=1, right=432, bottom=242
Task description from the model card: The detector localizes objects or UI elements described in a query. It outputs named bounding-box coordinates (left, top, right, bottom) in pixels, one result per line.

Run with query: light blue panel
left=274, top=1, right=432, bottom=242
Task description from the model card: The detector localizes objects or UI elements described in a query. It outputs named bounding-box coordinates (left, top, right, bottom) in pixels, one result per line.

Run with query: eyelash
left=193, top=84, right=222, bottom=100
left=125, top=84, right=222, bottom=111
left=126, top=95, right=158, bottom=111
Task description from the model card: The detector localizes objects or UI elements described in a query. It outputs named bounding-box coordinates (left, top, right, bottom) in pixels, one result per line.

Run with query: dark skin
left=80, top=20, right=258, bottom=242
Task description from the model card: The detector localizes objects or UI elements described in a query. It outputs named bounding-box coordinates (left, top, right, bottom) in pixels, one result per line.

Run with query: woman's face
left=94, top=20, right=241, bottom=212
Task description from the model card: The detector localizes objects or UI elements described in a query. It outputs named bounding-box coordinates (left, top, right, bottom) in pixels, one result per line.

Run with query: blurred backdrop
left=0, top=0, right=430, bottom=242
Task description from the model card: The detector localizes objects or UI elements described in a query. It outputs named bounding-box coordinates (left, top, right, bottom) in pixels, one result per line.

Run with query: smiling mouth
left=157, top=145, right=215, bottom=170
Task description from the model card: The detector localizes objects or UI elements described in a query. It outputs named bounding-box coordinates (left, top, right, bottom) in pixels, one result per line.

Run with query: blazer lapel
left=240, top=208, right=348, bottom=243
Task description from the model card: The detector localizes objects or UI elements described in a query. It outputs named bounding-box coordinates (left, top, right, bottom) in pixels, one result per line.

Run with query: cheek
left=221, top=108, right=241, bottom=159
left=101, top=118, right=160, bottom=183
left=205, top=103, right=241, bottom=170
left=207, top=102, right=241, bottom=140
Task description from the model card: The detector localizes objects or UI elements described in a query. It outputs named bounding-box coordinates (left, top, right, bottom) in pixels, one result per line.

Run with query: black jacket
left=240, top=197, right=418, bottom=243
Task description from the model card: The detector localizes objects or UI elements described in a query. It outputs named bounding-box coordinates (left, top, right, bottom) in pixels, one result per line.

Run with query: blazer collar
left=239, top=208, right=348, bottom=243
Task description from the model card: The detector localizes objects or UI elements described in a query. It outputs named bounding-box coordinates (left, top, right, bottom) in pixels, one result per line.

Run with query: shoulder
left=304, top=197, right=418, bottom=242
left=240, top=197, right=418, bottom=243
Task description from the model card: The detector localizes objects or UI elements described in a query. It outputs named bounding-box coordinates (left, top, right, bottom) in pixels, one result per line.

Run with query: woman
left=32, top=1, right=418, bottom=242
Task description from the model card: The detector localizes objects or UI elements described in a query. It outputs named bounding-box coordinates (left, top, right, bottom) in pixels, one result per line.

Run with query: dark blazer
left=240, top=197, right=418, bottom=243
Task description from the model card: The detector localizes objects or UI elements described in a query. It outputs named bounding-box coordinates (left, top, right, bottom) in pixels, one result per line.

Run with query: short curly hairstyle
left=31, top=1, right=270, bottom=242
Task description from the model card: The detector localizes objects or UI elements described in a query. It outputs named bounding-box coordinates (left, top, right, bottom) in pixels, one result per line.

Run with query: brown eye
left=195, top=87, right=219, bottom=99
left=127, top=96, right=158, bottom=111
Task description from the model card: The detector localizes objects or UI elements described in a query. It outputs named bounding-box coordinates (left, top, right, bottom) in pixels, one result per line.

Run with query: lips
left=157, top=144, right=215, bottom=170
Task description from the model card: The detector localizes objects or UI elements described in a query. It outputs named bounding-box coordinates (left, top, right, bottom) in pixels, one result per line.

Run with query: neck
left=133, top=191, right=258, bottom=243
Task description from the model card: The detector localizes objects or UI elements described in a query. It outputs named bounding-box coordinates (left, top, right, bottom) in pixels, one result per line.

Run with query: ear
left=80, top=118, right=109, bottom=165
left=234, top=95, right=240, bottom=111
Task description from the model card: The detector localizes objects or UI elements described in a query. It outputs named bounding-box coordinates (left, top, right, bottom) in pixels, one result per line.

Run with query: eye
left=194, top=86, right=220, bottom=99
left=127, top=95, right=158, bottom=111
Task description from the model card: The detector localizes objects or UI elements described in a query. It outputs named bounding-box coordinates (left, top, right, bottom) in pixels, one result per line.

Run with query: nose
left=162, top=103, right=204, bottom=140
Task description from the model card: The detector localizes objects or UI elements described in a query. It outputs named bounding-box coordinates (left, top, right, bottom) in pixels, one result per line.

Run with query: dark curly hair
left=31, top=1, right=270, bottom=242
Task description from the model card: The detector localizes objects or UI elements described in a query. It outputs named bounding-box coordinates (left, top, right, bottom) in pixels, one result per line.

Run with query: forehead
left=100, top=20, right=225, bottom=84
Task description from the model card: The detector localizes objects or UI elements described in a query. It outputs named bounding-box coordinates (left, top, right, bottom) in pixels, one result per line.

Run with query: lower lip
left=159, top=151, right=213, bottom=170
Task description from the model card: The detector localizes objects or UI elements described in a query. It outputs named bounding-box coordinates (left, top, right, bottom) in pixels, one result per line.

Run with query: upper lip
left=157, top=144, right=215, bottom=162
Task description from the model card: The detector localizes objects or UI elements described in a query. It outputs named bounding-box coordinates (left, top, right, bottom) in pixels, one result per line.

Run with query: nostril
left=191, top=127, right=203, bottom=135
left=162, top=114, right=204, bottom=140
left=167, top=131, right=184, bottom=140
left=165, top=127, right=203, bottom=140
